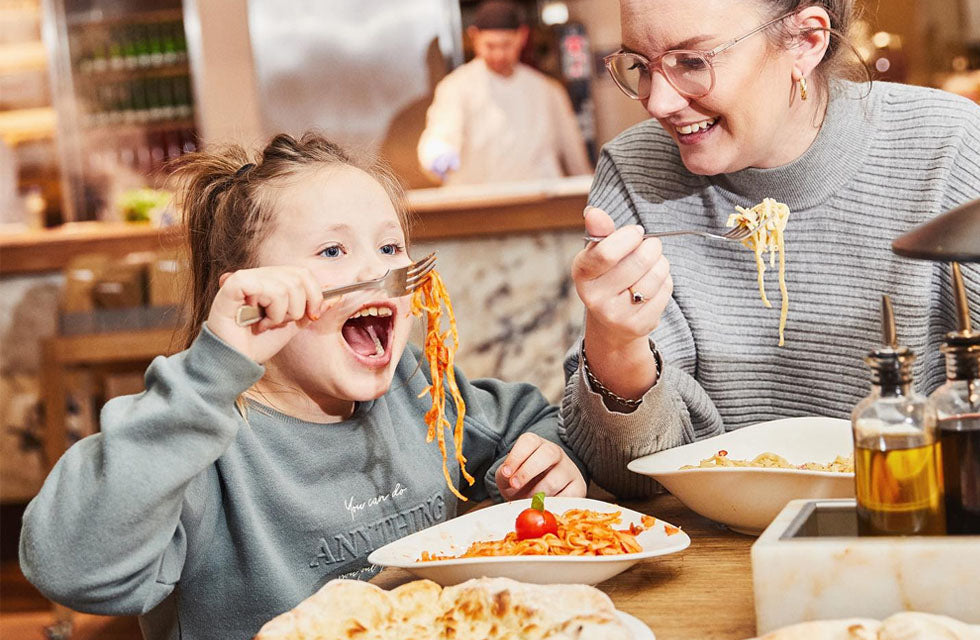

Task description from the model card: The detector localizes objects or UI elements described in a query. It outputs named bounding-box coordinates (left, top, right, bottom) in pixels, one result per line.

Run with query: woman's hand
left=571, top=206, right=672, bottom=399
left=495, top=433, right=587, bottom=500
left=206, top=266, right=330, bottom=364
left=573, top=206, right=673, bottom=347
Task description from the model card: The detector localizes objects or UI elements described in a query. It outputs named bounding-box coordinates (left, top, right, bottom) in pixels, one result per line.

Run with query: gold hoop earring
left=798, top=77, right=808, bottom=101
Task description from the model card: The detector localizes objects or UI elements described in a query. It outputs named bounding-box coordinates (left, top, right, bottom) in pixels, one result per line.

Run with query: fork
left=234, top=252, right=437, bottom=327
left=583, top=211, right=773, bottom=244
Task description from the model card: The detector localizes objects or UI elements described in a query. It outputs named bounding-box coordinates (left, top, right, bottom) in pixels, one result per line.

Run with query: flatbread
left=879, top=612, right=980, bottom=640
left=254, top=577, right=634, bottom=640
left=387, top=579, right=444, bottom=639
left=755, top=619, right=881, bottom=640
left=754, top=613, right=980, bottom=640
left=289, top=580, right=392, bottom=640
left=542, top=614, right=634, bottom=639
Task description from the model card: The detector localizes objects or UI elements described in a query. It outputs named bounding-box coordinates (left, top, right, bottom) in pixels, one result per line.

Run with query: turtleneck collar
left=710, top=81, right=875, bottom=211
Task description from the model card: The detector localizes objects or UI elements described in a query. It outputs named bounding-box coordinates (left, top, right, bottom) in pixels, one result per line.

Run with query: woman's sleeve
left=19, top=327, right=264, bottom=615
left=446, top=367, right=588, bottom=503
left=559, top=148, right=724, bottom=498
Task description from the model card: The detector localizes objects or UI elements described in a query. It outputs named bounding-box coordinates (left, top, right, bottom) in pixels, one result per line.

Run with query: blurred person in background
left=417, top=0, right=591, bottom=185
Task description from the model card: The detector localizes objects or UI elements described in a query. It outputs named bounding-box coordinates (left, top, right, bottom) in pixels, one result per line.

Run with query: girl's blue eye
left=380, top=243, right=404, bottom=256
left=320, top=245, right=344, bottom=258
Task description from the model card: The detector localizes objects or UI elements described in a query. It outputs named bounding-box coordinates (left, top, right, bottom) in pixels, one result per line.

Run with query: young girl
left=20, top=133, right=587, bottom=639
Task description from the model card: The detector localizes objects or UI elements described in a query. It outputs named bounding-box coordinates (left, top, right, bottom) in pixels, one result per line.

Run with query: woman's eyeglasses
left=604, top=12, right=795, bottom=101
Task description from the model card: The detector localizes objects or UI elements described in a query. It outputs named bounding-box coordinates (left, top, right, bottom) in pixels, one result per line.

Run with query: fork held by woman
left=583, top=210, right=773, bottom=244
left=235, top=252, right=437, bottom=327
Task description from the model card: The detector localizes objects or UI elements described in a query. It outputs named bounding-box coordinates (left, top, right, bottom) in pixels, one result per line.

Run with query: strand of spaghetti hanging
left=411, top=267, right=474, bottom=501
left=726, top=198, right=791, bottom=346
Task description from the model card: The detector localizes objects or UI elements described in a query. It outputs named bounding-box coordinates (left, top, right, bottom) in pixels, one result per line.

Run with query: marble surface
left=752, top=499, right=980, bottom=635
left=413, top=230, right=585, bottom=403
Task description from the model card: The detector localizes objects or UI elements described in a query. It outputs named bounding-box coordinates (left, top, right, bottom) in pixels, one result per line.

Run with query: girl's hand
left=572, top=206, right=673, bottom=353
left=495, top=433, right=587, bottom=500
left=206, top=266, right=329, bottom=364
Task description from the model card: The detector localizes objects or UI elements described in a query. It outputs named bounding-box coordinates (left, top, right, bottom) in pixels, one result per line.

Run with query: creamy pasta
left=727, top=198, right=791, bottom=345
left=681, top=450, right=854, bottom=473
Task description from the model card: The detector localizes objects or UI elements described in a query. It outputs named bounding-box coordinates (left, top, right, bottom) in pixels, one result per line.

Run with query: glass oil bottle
left=928, top=263, right=980, bottom=534
left=852, top=295, right=945, bottom=536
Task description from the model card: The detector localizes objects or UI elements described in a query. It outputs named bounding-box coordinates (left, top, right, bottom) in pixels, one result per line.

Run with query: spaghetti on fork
left=412, top=269, right=475, bottom=501
left=727, top=198, right=791, bottom=346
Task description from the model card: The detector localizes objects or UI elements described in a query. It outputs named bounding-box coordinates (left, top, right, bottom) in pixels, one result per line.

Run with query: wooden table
left=373, top=493, right=757, bottom=640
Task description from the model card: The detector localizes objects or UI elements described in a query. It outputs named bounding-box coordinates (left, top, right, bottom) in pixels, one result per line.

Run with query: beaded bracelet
left=581, top=341, right=662, bottom=409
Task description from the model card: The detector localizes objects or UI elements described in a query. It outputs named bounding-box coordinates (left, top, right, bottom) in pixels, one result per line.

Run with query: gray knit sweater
left=560, top=81, right=980, bottom=498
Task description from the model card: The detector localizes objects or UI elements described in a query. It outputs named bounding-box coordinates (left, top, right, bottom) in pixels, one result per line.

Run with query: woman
left=560, top=0, right=980, bottom=497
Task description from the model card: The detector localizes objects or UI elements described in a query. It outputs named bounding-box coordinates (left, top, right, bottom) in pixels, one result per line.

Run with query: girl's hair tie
left=235, top=163, right=256, bottom=177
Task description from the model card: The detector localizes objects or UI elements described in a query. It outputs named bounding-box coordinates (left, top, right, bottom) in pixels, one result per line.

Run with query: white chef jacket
left=417, top=58, right=592, bottom=185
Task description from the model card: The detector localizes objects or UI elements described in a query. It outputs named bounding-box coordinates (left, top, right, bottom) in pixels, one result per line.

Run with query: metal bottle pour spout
left=865, top=295, right=914, bottom=391
left=943, top=263, right=980, bottom=397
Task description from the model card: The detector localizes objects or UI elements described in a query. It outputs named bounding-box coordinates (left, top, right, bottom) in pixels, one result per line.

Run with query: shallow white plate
left=628, top=416, right=854, bottom=535
left=617, top=611, right=656, bottom=639
left=367, top=497, right=690, bottom=586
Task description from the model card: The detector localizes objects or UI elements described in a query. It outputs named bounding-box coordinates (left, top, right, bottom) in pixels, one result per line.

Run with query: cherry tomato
left=514, top=491, right=558, bottom=540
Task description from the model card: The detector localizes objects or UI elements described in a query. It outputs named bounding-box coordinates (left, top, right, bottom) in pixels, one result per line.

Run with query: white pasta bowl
left=367, top=497, right=689, bottom=586
left=627, top=417, right=854, bottom=535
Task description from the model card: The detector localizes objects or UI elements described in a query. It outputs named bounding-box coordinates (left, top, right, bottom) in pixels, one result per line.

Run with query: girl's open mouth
left=341, top=303, right=396, bottom=367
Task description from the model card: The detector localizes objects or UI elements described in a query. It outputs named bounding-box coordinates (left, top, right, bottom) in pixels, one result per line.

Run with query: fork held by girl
left=19, top=132, right=587, bottom=640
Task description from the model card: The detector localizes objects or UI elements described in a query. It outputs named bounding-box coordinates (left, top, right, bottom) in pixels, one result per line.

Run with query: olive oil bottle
left=928, top=263, right=980, bottom=534
left=852, top=295, right=945, bottom=536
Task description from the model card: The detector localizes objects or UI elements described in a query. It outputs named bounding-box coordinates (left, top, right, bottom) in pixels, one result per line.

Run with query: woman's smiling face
left=620, top=0, right=807, bottom=175
left=253, top=164, right=414, bottom=409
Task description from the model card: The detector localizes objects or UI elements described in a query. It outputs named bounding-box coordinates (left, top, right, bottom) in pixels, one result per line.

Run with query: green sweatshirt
left=20, top=327, right=585, bottom=639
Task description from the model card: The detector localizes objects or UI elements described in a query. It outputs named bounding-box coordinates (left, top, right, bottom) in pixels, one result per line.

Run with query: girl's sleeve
left=559, top=148, right=724, bottom=498
left=19, top=326, right=264, bottom=615
left=447, top=367, right=588, bottom=503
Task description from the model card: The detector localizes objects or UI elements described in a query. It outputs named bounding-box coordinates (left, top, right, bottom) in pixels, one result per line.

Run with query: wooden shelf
left=0, top=178, right=591, bottom=276
left=0, top=41, right=46, bottom=75
left=83, top=116, right=195, bottom=136
left=66, top=8, right=183, bottom=29
left=0, top=222, right=184, bottom=275
left=42, top=327, right=182, bottom=472
left=73, top=61, right=189, bottom=84
left=0, top=107, right=56, bottom=146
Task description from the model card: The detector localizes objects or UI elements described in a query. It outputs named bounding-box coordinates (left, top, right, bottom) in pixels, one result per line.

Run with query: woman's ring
left=628, top=287, right=646, bottom=304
